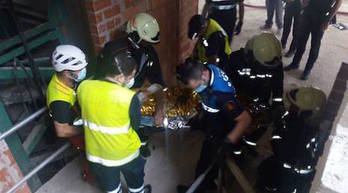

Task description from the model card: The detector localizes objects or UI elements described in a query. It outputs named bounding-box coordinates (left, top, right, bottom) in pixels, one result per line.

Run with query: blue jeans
left=265, top=0, right=283, bottom=28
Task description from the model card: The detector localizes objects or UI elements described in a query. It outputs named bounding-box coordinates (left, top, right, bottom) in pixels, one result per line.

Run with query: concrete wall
left=310, top=63, right=348, bottom=193
left=85, top=0, right=198, bottom=86
left=0, top=141, right=30, bottom=193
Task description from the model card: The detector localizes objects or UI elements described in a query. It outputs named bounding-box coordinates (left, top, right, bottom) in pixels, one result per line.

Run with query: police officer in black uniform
left=176, top=60, right=252, bottom=193
left=284, top=0, right=342, bottom=80
left=99, top=13, right=165, bottom=102
left=227, top=32, right=284, bottom=145
left=281, top=0, right=303, bottom=57
left=202, top=0, right=245, bottom=43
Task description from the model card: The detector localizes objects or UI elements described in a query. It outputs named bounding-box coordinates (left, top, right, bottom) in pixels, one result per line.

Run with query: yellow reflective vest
left=196, top=19, right=232, bottom=63
left=46, top=73, right=76, bottom=110
left=77, top=80, right=141, bottom=167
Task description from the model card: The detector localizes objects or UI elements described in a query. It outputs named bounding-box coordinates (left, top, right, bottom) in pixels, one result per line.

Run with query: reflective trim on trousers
left=128, top=184, right=144, bottom=193
left=108, top=183, right=122, bottom=193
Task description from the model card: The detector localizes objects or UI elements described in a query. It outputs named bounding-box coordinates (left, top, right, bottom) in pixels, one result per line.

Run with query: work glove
left=135, top=128, right=151, bottom=158
left=235, top=21, right=243, bottom=35
left=140, top=134, right=151, bottom=158
left=140, top=143, right=151, bottom=158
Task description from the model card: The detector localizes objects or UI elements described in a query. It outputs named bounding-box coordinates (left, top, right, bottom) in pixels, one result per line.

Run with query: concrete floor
left=36, top=7, right=348, bottom=193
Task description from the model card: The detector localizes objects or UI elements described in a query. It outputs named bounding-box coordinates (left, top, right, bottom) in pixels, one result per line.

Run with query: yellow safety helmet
left=126, top=13, right=160, bottom=43
left=287, top=87, right=327, bottom=127
left=246, top=32, right=282, bottom=67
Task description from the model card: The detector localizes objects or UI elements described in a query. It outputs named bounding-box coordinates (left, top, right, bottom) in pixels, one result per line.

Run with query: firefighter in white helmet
left=124, top=13, right=164, bottom=95
left=100, top=13, right=164, bottom=124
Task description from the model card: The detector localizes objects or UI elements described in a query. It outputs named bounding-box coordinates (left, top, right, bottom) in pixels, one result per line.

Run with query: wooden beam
left=226, top=158, right=256, bottom=193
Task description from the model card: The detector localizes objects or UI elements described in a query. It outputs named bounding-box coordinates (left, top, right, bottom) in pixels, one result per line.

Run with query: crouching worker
left=176, top=60, right=252, bottom=193
left=77, top=46, right=151, bottom=193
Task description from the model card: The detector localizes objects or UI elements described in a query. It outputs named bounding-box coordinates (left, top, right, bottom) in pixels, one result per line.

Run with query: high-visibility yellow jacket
left=46, top=73, right=76, bottom=111
left=77, top=80, right=141, bottom=167
left=196, top=18, right=232, bottom=63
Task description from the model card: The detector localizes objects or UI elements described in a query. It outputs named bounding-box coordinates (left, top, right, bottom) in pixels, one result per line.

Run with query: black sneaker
left=260, top=24, right=272, bottom=30
left=284, top=64, right=299, bottom=71
left=177, top=184, right=189, bottom=193
left=284, top=50, right=295, bottom=58
left=301, top=71, right=311, bottom=80
left=144, top=184, right=152, bottom=193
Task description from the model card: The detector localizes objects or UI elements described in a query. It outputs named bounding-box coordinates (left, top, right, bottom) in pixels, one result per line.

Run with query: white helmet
left=52, top=45, right=87, bottom=72
left=126, top=13, right=160, bottom=43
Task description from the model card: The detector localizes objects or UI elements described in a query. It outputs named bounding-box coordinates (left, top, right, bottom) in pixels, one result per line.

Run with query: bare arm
left=53, top=121, right=82, bottom=138
left=226, top=110, right=252, bottom=144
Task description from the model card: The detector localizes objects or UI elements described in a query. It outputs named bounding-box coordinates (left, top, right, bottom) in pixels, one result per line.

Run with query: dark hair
left=188, top=14, right=206, bottom=39
left=97, top=37, right=137, bottom=78
left=176, top=58, right=204, bottom=84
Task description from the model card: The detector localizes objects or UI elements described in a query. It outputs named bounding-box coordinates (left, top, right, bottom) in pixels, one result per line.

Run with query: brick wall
left=85, top=0, right=198, bottom=86
left=0, top=140, right=31, bottom=193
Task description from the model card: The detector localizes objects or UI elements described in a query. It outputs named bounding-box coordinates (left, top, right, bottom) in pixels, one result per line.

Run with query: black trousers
left=291, top=14, right=325, bottom=72
left=194, top=140, right=220, bottom=192
left=281, top=3, right=301, bottom=52
left=210, top=7, right=237, bottom=43
left=89, top=156, right=145, bottom=193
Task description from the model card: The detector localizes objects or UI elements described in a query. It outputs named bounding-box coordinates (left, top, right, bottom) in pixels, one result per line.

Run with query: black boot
left=284, top=63, right=299, bottom=71
left=177, top=184, right=189, bottom=193
left=144, top=184, right=152, bottom=193
left=301, top=70, right=311, bottom=80
left=284, top=50, right=295, bottom=58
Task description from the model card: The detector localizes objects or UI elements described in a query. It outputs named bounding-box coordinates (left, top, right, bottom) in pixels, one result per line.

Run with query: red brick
left=94, top=45, right=102, bottom=54
left=91, top=34, right=106, bottom=45
left=97, top=23, right=107, bottom=34
left=0, top=168, right=8, bottom=183
left=151, top=0, right=167, bottom=9
left=123, top=6, right=144, bottom=22
left=103, top=4, right=120, bottom=19
left=107, top=19, right=115, bottom=30
left=125, top=0, right=134, bottom=8
left=89, top=24, right=98, bottom=34
left=87, top=0, right=111, bottom=12
left=87, top=11, right=103, bottom=24
left=115, top=17, right=121, bottom=27
left=4, top=150, right=16, bottom=165
left=15, top=184, right=31, bottom=193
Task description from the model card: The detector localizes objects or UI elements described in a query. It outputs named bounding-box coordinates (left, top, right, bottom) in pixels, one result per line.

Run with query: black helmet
left=97, top=38, right=137, bottom=78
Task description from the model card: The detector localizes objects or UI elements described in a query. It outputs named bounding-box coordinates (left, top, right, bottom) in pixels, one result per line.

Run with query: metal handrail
left=6, top=143, right=71, bottom=193
left=0, top=106, right=71, bottom=193
left=0, top=107, right=47, bottom=141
